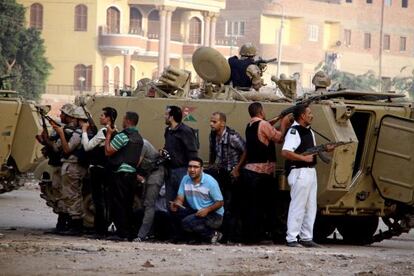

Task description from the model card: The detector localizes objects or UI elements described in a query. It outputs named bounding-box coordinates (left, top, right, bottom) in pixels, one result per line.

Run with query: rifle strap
left=310, top=127, right=331, bottom=142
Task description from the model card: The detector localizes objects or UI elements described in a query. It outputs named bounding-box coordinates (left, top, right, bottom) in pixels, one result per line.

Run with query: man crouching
left=170, top=157, right=224, bottom=244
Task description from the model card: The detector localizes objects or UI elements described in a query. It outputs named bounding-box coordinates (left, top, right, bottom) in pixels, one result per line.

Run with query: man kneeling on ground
left=170, top=157, right=224, bottom=244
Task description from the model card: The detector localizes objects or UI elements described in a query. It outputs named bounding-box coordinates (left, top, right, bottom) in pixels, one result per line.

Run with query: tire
left=337, top=216, right=379, bottom=245
left=313, top=215, right=337, bottom=243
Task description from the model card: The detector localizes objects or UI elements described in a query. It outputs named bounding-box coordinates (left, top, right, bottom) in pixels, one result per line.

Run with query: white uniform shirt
left=282, top=121, right=316, bottom=152
left=81, top=127, right=106, bottom=151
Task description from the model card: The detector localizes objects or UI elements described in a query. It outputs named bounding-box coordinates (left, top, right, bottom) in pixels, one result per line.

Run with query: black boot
left=45, top=213, right=69, bottom=234
left=61, top=218, right=83, bottom=236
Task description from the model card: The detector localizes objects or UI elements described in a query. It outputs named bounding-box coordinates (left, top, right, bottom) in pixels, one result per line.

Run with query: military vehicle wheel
left=313, top=215, right=337, bottom=242
left=337, top=216, right=379, bottom=245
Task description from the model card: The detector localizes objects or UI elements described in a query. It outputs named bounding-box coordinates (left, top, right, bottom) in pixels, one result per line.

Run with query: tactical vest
left=108, top=128, right=143, bottom=169
left=245, top=120, right=276, bottom=164
left=47, top=125, right=77, bottom=166
left=228, top=56, right=254, bottom=88
left=285, top=125, right=317, bottom=170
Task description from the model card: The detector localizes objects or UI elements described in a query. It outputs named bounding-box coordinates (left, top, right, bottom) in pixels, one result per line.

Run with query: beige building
left=18, top=0, right=228, bottom=97
left=216, top=0, right=414, bottom=89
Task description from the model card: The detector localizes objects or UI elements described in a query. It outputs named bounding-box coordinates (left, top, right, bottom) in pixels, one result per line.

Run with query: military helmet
left=312, top=71, right=331, bottom=88
left=239, top=43, right=256, bottom=57
left=60, top=103, right=75, bottom=117
left=71, top=106, right=88, bottom=120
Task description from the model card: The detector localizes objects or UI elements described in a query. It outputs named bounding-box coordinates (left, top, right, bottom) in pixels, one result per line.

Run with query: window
left=189, top=17, right=202, bottom=44
left=366, top=0, right=373, bottom=3
left=385, top=0, right=392, bottom=6
left=400, top=36, right=407, bottom=51
left=383, top=34, right=390, bottom=50
left=344, top=29, right=352, bottom=46
left=107, top=7, right=120, bottom=34
left=346, top=0, right=352, bottom=2
left=129, top=8, right=142, bottom=34
left=75, top=4, right=87, bottom=31
left=147, top=10, right=160, bottom=38
left=402, top=0, right=408, bottom=8
left=103, top=66, right=109, bottom=92
left=114, top=67, right=120, bottom=92
left=30, top=3, right=43, bottom=30
left=74, top=64, right=92, bottom=91
left=225, top=21, right=245, bottom=37
left=308, top=25, right=319, bottom=42
left=364, top=33, right=371, bottom=49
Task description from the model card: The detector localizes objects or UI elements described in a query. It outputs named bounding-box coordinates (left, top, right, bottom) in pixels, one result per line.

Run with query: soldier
left=163, top=105, right=198, bottom=204
left=105, top=111, right=143, bottom=241
left=37, top=103, right=75, bottom=233
left=50, top=106, right=88, bottom=235
left=206, top=111, right=246, bottom=243
left=135, top=138, right=166, bottom=241
left=81, top=106, right=118, bottom=237
left=312, top=71, right=331, bottom=95
left=241, top=102, right=282, bottom=244
left=228, top=43, right=262, bottom=91
left=282, top=104, right=333, bottom=247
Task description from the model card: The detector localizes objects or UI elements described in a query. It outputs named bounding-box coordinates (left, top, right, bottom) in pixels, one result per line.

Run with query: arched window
left=130, top=66, right=135, bottom=89
left=107, top=7, right=120, bottom=34
left=189, top=17, right=201, bottom=44
left=75, top=4, right=87, bottom=31
left=129, top=8, right=142, bottom=34
left=74, top=64, right=92, bottom=91
left=103, top=66, right=109, bottom=92
left=30, top=3, right=43, bottom=30
left=114, top=66, right=120, bottom=92
left=147, top=10, right=160, bottom=38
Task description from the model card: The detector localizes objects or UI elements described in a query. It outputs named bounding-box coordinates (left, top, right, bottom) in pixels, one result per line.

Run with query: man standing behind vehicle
left=81, top=107, right=117, bottom=237
left=207, top=111, right=246, bottom=243
left=163, top=105, right=198, bottom=204
left=242, top=102, right=282, bottom=244
left=135, top=138, right=165, bottom=242
left=282, top=104, right=331, bottom=248
left=105, top=111, right=143, bottom=241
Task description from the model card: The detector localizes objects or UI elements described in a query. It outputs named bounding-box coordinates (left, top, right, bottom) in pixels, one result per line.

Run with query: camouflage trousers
left=59, top=162, right=87, bottom=219
left=39, top=166, right=64, bottom=213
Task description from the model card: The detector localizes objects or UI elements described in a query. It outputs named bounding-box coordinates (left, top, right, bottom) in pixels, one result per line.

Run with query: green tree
left=0, top=0, right=51, bottom=100
left=392, top=66, right=414, bottom=100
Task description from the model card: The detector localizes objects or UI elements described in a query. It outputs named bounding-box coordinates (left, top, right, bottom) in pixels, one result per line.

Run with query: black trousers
left=111, top=172, right=137, bottom=239
left=90, top=165, right=110, bottom=234
left=240, top=168, right=277, bottom=244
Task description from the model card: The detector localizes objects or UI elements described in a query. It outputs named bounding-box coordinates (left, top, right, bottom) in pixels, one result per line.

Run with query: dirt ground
left=1, top=187, right=413, bottom=276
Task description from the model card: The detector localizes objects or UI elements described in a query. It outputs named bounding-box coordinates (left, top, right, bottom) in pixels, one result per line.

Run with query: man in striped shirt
left=170, top=157, right=224, bottom=244
left=105, top=111, right=143, bottom=241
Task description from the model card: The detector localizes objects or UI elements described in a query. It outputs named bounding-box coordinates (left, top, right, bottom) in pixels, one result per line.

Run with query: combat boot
left=45, top=213, right=70, bottom=234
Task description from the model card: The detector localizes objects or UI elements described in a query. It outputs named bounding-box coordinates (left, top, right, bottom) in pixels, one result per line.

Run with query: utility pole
left=271, top=1, right=284, bottom=79
left=378, top=0, right=385, bottom=92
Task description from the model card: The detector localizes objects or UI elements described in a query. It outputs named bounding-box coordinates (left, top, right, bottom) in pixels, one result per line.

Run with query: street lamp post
left=271, top=1, right=284, bottom=79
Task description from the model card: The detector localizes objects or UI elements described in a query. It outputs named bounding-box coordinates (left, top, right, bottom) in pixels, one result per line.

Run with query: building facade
left=18, top=0, right=227, bottom=96
left=216, top=0, right=414, bottom=89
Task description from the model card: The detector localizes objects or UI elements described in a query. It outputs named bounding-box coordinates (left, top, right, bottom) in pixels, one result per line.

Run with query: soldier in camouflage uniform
left=312, top=71, right=331, bottom=95
left=51, top=106, right=89, bottom=235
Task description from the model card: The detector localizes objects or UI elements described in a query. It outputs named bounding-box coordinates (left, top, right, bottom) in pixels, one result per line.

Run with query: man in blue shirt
left=170, top=157, right=224, bottom=243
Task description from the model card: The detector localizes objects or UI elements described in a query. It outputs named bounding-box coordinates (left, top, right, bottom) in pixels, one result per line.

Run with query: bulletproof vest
left=228, top=56, right=254, bottom=88
left=245, top=120, right=276, bottom=164
left=285, top=125, right=317, bottom=170
left=108, top=128, right=143, bottom=169
left=71, top=128, right=92, bottom=168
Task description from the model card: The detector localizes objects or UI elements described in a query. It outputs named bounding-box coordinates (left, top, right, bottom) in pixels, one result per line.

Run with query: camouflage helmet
left=60, top=103, right=75, bottom=117
left=312, top=71, right=331, bottom=88
left=239, top=43, right=256, bottom=57
left=71, top=106, right=88, bottom=120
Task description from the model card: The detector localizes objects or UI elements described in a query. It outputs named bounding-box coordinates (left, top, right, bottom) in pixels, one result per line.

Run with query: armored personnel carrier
left=0, top=90, right=44, bottom=193
left=40, top=47, right=414, bottom=244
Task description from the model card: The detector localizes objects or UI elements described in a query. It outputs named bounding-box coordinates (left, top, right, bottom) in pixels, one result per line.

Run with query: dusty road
left=1, top=187, right=413, bottom=276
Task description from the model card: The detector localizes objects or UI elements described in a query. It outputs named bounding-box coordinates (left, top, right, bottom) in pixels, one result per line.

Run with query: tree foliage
left=392, top=66, right=414, bottom=100
left=0, top=0, right=51, bottom=100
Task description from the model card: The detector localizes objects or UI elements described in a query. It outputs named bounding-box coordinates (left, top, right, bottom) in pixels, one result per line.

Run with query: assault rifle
left=36, top=107, right=61, bottom=128
left=302, top=141, right=353, bottom=163
left=254, top=57, right=277, bottom=72
left=80, top=104, right=98, bottom=136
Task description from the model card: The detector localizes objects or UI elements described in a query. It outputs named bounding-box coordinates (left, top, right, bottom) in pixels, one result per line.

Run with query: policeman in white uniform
left=282, top=104, right=320, bottom=248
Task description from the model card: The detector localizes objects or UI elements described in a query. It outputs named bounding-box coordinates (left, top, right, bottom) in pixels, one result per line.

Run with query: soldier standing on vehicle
left=105, top=111, right=143, bottom=241
left=282, top=104, right=332, bottom=247
left=170, top=157, right=224, bottom=244
left=50, top=106, right=88, bottom=235
left=37, top=103, right=75, bottom=233
left=228, top=43, right=262, bottom=91
left=241, top=102, right=282, bottom=244
left=311, top=71, right=331, bottom=95
left=206, top=112, right=246, bottom=243
left=81, top=107, right=118, bottom=238
left=163, top=105, right=198, bottom=204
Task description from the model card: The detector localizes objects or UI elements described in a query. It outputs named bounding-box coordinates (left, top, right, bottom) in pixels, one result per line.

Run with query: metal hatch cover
left=372, top=115, right=414, bottom=204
